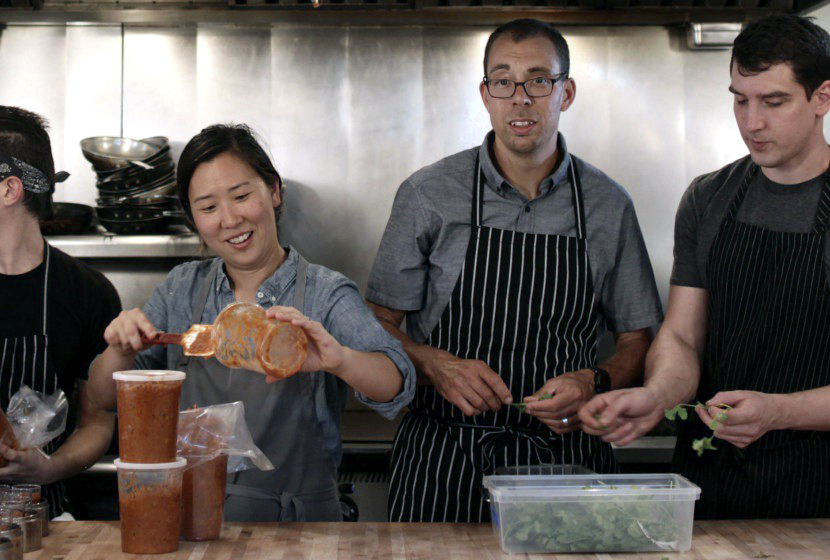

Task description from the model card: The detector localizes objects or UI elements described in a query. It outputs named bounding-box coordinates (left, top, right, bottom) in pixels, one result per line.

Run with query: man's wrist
left=769, top=393, right=796, bottom=431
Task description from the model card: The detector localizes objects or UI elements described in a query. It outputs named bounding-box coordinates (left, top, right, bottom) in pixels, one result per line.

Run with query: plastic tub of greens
left=482, top=473, right=700, bottom=554
left=495, top=464, right=594, bottom=476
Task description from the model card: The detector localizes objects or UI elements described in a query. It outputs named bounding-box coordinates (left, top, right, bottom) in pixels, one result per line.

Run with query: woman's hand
left=103, top=308, right=158, bottom=358
left=265, top=306, right=348, bottom=376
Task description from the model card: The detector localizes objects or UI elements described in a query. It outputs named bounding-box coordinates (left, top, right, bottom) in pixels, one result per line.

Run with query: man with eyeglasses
left=367, top=18, right=662, bottom=522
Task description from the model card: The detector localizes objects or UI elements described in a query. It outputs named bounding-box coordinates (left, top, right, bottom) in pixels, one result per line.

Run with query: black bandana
left=0, top=152, right=51, bottom=194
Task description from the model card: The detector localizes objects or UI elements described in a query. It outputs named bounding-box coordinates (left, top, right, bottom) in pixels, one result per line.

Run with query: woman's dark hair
left=732, top=14, right=830, bottom=99
left=483, top=19, right=570, bottom=77
left=0, top=106, right=55, bottom=220
left=176, top=124, right=283, bottom=223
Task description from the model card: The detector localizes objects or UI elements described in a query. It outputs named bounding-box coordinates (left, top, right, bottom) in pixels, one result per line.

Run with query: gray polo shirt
left=367, top=132, right=664, bottom=344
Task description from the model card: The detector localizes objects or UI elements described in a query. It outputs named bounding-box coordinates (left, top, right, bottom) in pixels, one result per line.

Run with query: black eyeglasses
left=483, top=73, right=568, bottom=98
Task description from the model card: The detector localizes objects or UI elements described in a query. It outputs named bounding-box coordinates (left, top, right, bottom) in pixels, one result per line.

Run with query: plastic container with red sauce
left=115, top=458, right=186, bottom=554
left=114, top=371, right=185, bottom=462
left=181, top=454, right=228, bottom=541
left=212, top=302, right=308, bottom=379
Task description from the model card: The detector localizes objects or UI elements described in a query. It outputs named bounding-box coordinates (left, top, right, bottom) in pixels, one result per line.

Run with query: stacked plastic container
left=113, top=370, right=186, bottom=554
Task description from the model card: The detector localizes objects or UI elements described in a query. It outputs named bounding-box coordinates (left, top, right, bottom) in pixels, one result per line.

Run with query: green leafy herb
left=497, top=487, right=680, bottom=553
left=664, top=402, right=732, bottom=456
left=508, top=392, right=553, bottom=413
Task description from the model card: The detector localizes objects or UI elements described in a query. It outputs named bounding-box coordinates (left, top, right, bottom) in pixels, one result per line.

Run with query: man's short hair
left=483, top=19, right=570, bottom=78
left=732, top=14, right=830, bottom=99
left=0, top=106, right=55, bottom=219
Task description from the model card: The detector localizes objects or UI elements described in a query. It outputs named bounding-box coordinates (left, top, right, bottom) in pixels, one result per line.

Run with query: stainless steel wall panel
left=122, top=26, right=198, bottom=157
left=419, top=29, right=490, bottom=170
left=582, top=27, right=686, bottom=302
left=195, top=26, right=272, bottom=137
left=269, top=27, right=353, bottom=279
left=0, top=26, right=68, bottom=181
left=341, top=28, right=426, bottom=285
left=62, top=25, right=123, bottom=204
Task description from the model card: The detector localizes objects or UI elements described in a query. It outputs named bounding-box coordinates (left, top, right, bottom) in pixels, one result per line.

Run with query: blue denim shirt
left=134, top=247, right=415, bottom=464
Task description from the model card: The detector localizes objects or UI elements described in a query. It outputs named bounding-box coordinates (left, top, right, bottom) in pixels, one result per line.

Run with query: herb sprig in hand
left=664, top=402, right=732, bottom=456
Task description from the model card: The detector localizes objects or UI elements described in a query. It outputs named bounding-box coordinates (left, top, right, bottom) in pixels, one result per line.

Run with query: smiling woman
left=88, top=123, right=416, bottom=522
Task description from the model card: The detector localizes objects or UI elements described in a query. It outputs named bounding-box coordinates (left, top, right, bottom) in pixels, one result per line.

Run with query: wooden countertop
left=25, top=519, right=830, bottom=559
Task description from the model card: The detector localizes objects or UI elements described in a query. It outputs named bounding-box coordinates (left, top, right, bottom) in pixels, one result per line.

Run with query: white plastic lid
left=113, top=370, right=185, bottom=382
left=114, top=458, right=187, bottom=470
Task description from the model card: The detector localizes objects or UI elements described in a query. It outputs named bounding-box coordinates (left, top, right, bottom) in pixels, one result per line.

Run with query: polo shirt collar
left=478, top=131, right=573, bottom=198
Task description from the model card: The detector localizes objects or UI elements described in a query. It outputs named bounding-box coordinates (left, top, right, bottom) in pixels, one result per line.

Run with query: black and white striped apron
left=388, top=155, right=617, bottom=522
left=676, top=164, right=830, bottom=519
left=0, top=243, right=67, bottom=518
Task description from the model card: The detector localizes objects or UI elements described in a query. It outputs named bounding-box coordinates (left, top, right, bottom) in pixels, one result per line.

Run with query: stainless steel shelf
left=46, top=233, right=203, bottom=258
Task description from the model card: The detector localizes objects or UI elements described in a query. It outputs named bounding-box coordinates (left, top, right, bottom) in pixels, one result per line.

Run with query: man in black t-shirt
left=579, top=15, right=830, bottom=519
left=0, top=106, right=121, bottom=517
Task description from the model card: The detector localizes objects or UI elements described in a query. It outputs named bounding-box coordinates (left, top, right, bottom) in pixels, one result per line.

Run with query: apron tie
left=475, top=425, right=552, bottom=474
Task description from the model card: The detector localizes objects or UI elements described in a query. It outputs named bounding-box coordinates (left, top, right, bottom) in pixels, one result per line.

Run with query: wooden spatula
left=142, top=324, right=215, bottom=357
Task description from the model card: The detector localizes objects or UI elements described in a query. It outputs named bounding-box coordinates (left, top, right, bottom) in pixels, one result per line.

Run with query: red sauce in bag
left=114, top=371, right=185, bottom=463
left=181, top=454, right=228, bottom=541
left=116, top=459, right=185, bottom=555
left=213, top=303, right=307, bottom=379
left=0, top=409, right=19, bottom=467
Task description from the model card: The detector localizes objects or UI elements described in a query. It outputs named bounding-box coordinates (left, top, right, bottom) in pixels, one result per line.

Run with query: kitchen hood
left=0, top=0, right=825, bottom=26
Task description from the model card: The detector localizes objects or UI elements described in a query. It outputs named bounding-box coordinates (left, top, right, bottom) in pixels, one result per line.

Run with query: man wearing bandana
left=0, top=106, right=121, bottom=518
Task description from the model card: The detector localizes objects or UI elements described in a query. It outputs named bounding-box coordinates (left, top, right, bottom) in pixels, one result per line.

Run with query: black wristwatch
left=592, top=367, right=612, bottom=395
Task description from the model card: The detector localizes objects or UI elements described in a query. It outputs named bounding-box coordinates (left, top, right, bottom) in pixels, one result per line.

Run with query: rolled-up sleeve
left=323, top=277, right=416, bottom=419
left=366, top=179, right=434, bottom=312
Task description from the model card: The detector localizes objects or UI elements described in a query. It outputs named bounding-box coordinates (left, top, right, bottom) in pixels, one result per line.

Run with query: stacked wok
left=81, top=136, right=185, bottom=234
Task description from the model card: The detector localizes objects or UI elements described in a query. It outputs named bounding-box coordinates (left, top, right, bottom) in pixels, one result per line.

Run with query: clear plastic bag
left=6, top=385, right=68, bottom=449
left=177, top=401, right=273, bottom=473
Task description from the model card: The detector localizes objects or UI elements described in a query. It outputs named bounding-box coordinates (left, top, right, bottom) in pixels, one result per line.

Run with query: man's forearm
left=598, top=329, right=651, bottom=390
left=643, top=327, right=701, bottom=409
left=42, top=414, right=115, bottom=484
left=371, top=314, right=445, bottom=385
left=772, top=386, right=830, bottom=431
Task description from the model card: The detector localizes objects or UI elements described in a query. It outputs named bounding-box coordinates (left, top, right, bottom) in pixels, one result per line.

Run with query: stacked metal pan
left=81, top=136, right=185, bottom=234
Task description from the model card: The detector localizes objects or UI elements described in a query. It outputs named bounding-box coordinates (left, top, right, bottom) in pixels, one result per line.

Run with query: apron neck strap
left=42, top=241, right=50, bottom=336
left=727, top=164, right=760, bottom=221
left=191, top=258, right=223, bottom=324
left=473, top=154, right=484, bottom=228
left=568, top=158, right=588, bottom=241
left=294, top=254, right=308, bottom=315
left=812, top=174, right=830, bottom=234
left=472, top=153, right=588, bottom=240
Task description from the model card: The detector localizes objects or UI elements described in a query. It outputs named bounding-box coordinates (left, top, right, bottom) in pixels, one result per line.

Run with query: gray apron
left=176, top=256, right=341, bottom=521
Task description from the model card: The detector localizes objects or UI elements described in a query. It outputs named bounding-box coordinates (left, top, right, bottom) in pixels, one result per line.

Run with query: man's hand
left=367, top=302, right=512, bottom=416
left=427, top=351, right=513, bottom=416
left=578, top=387, right=667, bottom=445
left=524, top=371, right=595, bottom=434
left=698, top=390, right=783, bottom=448
left=0, top=442, right=57, bottom=484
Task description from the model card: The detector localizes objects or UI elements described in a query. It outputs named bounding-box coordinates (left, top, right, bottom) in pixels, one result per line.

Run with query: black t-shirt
left=672, top=156, right=830, bottom=289
left=0, top=245, right=121, bottom=408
